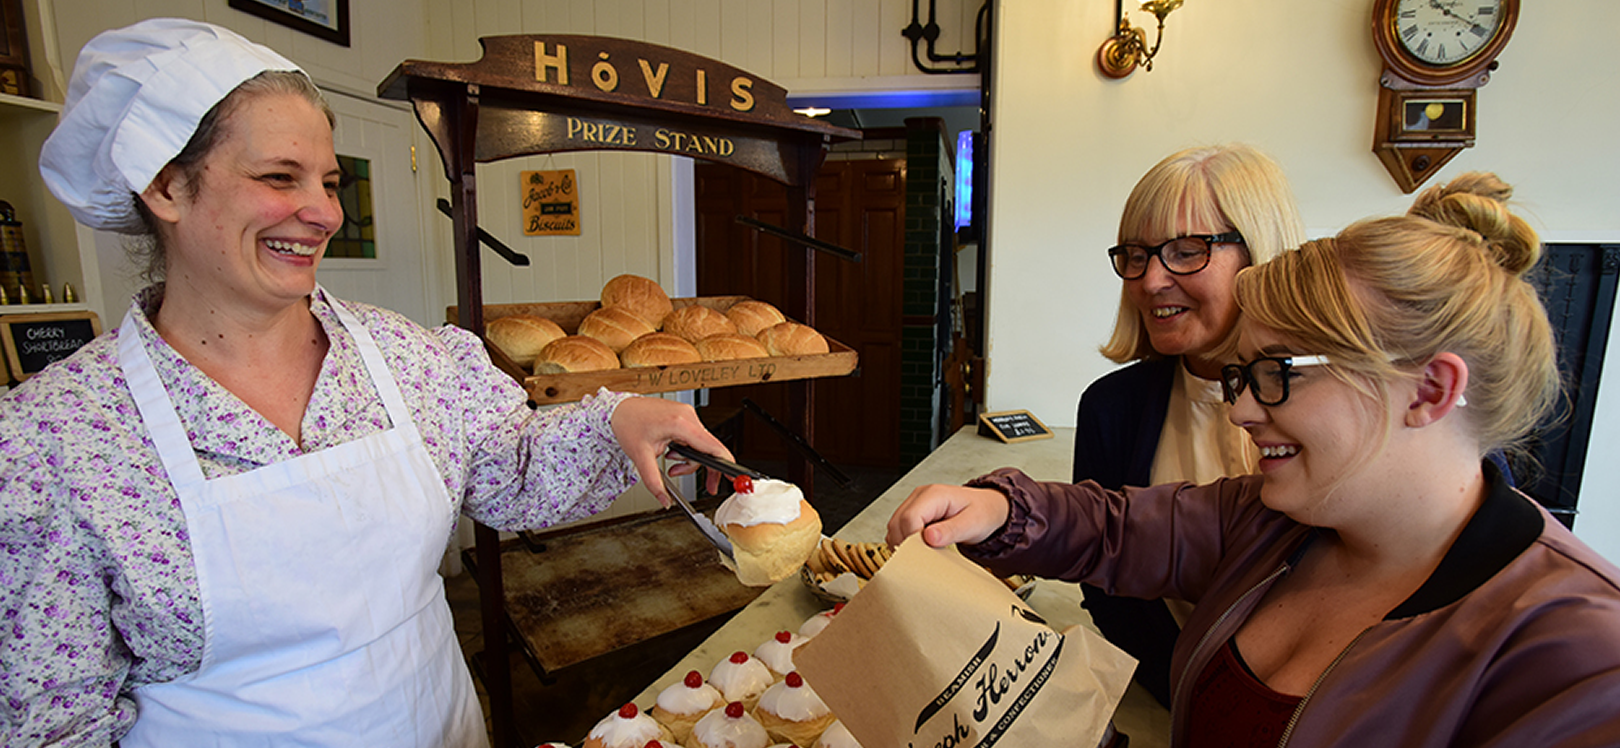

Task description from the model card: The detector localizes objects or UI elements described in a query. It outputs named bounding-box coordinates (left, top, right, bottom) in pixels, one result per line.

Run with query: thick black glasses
left=1108, top=231, right=1245, bottom=280
left=1220, top=355, right=1332, bottom=406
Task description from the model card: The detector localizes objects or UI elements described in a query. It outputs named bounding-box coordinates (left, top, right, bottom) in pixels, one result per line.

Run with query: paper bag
left=795, top=534, right=1136, bottom=748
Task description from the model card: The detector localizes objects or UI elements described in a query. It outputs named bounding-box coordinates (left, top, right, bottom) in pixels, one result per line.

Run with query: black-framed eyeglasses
left=1220, top=355, right=1332, bottom=406
left=1107, top=231, right=1246, bottom=280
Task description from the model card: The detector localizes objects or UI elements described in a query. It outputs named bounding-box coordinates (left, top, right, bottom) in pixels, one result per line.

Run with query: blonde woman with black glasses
left=1075, top=144, right=1307, bottom=708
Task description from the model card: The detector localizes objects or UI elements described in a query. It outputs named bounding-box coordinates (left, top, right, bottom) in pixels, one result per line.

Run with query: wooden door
left=316, top=92, right=432, bottom=326
left=695, top=158, right=905, bottom=467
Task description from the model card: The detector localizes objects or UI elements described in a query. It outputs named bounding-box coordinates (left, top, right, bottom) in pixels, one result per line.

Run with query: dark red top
left=1185, top=638, right=1302, bottom=748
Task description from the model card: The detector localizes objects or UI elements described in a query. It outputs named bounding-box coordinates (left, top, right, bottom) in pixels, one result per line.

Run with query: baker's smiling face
left=148, top=91, right=342, bottom=314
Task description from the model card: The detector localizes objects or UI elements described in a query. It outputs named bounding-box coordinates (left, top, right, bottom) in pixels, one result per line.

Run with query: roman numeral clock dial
left=1398, top=0, right=1502, bottom=65
left=1370, top=0, right=1519, bottom=192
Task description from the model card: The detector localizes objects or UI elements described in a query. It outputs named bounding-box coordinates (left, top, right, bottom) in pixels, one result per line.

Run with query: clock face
left=1393, top=0, right=1506, bottom=66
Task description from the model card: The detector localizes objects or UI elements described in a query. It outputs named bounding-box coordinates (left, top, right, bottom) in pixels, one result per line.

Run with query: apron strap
left=321, top=287, right=418, bottom=441
left=118, top=310, right=207, bottom=490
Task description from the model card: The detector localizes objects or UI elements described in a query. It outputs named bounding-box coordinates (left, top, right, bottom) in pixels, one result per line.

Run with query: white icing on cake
left=656, top=678, right=722, bottom=716
left=798, top=609, right=838, bottom=638
left=587, top=708, right=663, bottom=747
left=757, top=678, right=831, bottom=722
left=707, top=653, right=774, bottom=703
left=714, top=478, right=804, bottom=527
left=753, top=632, right=805, bottom=676
left=815, top=719, right=863, bottom=748
left=691, top=706, right=769, bottom=748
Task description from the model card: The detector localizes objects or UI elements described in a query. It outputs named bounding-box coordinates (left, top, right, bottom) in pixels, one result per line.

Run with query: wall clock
left=1370, top=0, right=1520, bottom=192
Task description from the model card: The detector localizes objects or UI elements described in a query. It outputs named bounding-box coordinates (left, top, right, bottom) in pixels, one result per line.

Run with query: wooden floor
left=449, top=461, right=904, bottom=746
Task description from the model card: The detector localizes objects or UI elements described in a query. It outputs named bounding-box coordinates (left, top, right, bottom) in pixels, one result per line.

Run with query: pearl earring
left=1456, top=394, right=1468, bottom=407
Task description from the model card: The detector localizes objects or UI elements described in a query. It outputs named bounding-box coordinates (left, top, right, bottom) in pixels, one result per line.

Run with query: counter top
left=631, top=425, right=1171, bottom=747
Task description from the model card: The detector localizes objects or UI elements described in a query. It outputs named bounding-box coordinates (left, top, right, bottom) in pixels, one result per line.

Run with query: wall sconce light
left=1096, top=0, right=1184, bottom=79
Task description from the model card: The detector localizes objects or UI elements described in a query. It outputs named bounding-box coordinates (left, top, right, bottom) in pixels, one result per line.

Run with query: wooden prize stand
left=379, top=36, right=857, bottom=746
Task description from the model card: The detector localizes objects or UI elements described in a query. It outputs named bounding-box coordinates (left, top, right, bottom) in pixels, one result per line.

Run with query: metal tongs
left=660, top=445, right=743, bottom=562
left=666, top=442, right=770, bottom=481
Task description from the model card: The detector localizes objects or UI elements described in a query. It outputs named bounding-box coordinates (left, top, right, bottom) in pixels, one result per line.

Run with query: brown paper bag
left=794, top=534, right=1136, bottom=748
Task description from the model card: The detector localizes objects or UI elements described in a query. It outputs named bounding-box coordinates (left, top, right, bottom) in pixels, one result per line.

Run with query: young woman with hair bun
left=889, top=172, right=1620, bottom=747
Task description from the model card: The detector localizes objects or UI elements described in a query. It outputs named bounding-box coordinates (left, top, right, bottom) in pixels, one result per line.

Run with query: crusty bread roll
left=578, top=305, right=657, bottom=353
left=621, top=332, right=701, bottom=368
left=716, top=479, right=823, bottom=587
left=757, top=322, right=829, bottom=356
left=484, top=314, right=566, bottom=368
left=725, top=300, right=787, bottom=338
left=534, top=335, right=620, bottom=374
left=694, top=333, right=769, bottom=362
left=663, top=305, right=737, bottom=343
left=600, top=274, right=673, bottom=328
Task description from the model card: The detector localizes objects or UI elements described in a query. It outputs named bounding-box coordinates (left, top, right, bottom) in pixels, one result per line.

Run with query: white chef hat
left=39, top=18, right=305, bottom=233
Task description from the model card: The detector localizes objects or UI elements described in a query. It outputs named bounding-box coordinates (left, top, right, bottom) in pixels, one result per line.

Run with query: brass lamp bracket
left=1097, top=0, right=1184, bottom=79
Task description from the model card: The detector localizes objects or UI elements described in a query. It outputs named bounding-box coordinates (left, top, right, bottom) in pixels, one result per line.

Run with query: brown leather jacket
left=960, top=466, right=1620, bottom=747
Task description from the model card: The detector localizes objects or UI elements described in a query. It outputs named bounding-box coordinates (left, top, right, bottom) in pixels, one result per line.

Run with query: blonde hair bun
left=1408, top=172, right=1539, bottom=276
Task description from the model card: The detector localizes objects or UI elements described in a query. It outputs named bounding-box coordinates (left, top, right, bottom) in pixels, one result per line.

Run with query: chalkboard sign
left=2, top=311, right=102, bottom=382
left=977, top=409, right=1053, bottom=444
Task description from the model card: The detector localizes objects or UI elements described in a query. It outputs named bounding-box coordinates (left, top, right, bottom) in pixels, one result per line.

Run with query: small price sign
left=977, top=409, right=1053, bottom=444
left=2, top=311, right=102, bottom=382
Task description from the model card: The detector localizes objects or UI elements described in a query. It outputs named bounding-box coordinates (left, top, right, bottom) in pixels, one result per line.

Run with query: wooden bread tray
left=449, top=295, right=858, bottom=404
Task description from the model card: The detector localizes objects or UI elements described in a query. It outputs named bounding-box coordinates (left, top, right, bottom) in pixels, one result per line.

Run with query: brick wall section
left=900, top=118, right=953, bottom=467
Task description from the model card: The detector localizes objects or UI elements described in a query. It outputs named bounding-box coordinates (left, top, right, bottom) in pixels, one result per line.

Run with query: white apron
left=115, top=294, right=487, bottom=748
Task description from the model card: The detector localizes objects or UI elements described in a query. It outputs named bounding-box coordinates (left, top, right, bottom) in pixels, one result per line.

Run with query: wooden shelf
left=452, top=296, right=858, bottom=404
left=0, top=92, right=60, bottom=114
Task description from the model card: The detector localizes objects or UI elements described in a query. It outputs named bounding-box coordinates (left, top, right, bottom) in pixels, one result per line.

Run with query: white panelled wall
left=41, top=1, right=1620, bottom=557
left=984, top=2, right=1620, bottom=560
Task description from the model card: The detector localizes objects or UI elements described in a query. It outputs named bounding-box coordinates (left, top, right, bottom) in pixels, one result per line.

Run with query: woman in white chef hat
left=2, top=17, right=731, bottom=746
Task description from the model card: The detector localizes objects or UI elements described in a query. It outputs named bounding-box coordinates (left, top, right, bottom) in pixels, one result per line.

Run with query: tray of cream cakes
left=545, top=604, right=866, bottom=748
left=552, top=465, right=863, bottom=748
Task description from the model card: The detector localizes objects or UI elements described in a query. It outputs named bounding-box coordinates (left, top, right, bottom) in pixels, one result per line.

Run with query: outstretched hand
left=609, top=396, right=733, bottom=507
left=885, top=483, right=1011, bottom=549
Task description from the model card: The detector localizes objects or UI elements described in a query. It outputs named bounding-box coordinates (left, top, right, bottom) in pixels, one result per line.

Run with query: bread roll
left=620, top=332, right=701, bottom=368
left=726, top=300, right=787, bottom=338
left=757, top=322, right=829, bottom=356
left=694, top=333, right=769, bottom=362
left=663, top=304, right=737, bottom=342
left=716, top=479, right=822, bottom=587
left=483, top=314, right=566, bottom=368
left=534, top=335, right=620, bottom=374
left=600, top=274, right=673, bottom=328
left=578, top=305, right=657, bottom=353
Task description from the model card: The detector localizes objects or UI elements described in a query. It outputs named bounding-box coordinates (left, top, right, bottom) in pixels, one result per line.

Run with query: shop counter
left=630, top=425, right=1172, bottom=748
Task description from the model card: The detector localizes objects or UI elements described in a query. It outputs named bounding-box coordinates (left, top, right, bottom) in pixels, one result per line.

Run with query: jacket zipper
left=1275, top=628, right=1372, bottom=748
left=1168, top=563, right=1291, bottom=746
